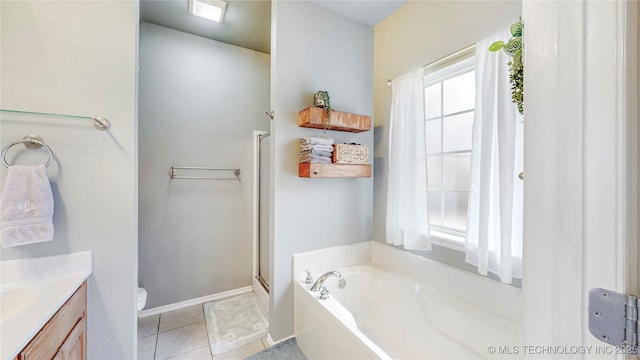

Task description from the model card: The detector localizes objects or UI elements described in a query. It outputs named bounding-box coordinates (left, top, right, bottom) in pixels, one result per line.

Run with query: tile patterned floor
left=138, top=296, right=269, bottom=360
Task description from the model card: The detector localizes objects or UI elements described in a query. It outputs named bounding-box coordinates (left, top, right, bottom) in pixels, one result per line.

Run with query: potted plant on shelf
left=313, top=91, right=332, bottom=117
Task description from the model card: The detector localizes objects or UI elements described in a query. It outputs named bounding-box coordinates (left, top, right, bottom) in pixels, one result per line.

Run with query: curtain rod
left=422, top=44, right=475, bottom=70
left=387, top=44, right=475, bottom=87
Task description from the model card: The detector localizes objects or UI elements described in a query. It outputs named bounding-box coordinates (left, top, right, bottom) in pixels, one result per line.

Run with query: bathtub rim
left=293, top=278, right=394, bottom=360
left=292, top=241, right=522, bottom=324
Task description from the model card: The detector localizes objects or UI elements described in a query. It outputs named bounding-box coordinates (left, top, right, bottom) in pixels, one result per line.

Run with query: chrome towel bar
left=169, top=166, right=241, bottom=180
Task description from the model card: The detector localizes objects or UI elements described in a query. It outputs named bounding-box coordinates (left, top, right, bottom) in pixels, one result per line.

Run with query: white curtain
left=465, top=30, right=523, bottom=283
left=386, top=68, right=431, bottom=251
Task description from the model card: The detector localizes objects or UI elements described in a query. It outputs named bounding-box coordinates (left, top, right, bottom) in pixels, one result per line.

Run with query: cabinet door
left=18, top=282, right=87, bottom=360
left=59, top=317, right=86, bottom=360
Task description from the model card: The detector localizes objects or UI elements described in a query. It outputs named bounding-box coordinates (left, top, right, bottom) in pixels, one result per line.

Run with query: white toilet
left=137, top=287, right=147, bottom=311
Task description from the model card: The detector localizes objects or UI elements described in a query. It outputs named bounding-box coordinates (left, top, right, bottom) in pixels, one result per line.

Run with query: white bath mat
left=204, top=293, right=268, bottom=355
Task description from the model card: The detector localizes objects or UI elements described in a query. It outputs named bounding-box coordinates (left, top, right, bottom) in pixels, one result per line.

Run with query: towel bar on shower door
left=168, top=166, right=241, bottom=180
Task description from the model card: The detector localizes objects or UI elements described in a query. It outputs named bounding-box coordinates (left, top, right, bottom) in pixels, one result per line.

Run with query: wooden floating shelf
left=298, top=107, right=371, bottom=133
left=299, top=163, right=371, bottom=178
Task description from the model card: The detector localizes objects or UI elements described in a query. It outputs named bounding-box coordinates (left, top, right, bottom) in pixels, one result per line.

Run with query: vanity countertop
left=0, top=251, right=92, bottom=360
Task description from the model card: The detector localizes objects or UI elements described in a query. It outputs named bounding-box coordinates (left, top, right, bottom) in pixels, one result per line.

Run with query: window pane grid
left=424, top=59, right=474, bottom=236
left=424, top=67, right=474, bottom=89
left=425, top=108, right=474, bottom=122
left=431, top=225, right=466, bottom=238
left=440, top=188, right=470, bottom=192
left=441, top=150, right=471, bottom=156
left=443, top=71, right=475, bottom=115
left=439, top=81, right=445, bottom=228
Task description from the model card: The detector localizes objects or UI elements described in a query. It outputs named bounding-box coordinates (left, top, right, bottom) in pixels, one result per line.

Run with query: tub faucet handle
left=319, top=286, right=330, bottom=300
left=338, top=277, right=346, bottom=289
left=305, top=270, right=314, bottom=284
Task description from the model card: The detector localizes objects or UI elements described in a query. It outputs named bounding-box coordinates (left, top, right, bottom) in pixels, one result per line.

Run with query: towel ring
left=2, top=135, right=54, bottom=168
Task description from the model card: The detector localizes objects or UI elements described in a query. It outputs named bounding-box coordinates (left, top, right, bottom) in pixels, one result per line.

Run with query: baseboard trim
left=139, top=286, right=253, bottom=318
left=265, top=333, right=274, bottom=347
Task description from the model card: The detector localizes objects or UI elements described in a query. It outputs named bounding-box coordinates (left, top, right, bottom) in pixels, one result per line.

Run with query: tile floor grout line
left=157, top=304, right=208, bottom=334
left=153, top=314, right=160, bottom=360
left=154, top=305, right=209, bottom=360
left=152, top=332, right=159, bottom=360
left=158, top=345, right=210, bottom=360
left=158, top=320, right=205, bottom=334
left=164, top=346, right=211, bottom=360
left=154, top=324, right=208, bottom=360
left=202, top=303, right=215, bottom=359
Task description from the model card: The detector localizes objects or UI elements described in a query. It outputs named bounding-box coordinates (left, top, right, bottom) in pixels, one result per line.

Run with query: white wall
left=138, top=23, right=270, bottom=308
left=270, top=1, right=374, bottom=340
left=373, top=0, right=522, bottom=272
left=0, top=1, right=138, bottom=358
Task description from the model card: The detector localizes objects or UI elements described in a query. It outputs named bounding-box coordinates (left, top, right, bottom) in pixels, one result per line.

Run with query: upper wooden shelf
left=298, top=107, right=371, bottom=133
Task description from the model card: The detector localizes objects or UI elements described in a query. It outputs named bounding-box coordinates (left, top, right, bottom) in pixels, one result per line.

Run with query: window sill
left=430, top=231, right=466, bottom=252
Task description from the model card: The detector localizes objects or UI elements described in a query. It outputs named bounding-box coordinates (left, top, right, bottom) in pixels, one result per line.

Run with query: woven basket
left=332, top=144, right=369, bottom=164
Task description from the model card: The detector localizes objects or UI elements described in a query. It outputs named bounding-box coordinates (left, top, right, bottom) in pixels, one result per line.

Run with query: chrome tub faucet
left=310, top=271, right=346, bottom=293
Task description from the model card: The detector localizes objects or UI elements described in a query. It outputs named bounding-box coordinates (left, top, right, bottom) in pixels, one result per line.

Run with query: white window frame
left=423, top=47, right=476, bottom=251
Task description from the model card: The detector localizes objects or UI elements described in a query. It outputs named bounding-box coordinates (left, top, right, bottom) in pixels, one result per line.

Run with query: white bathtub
left=293, top=242, right=522, bottom=360
left=295, top=264, right=481, bottom=359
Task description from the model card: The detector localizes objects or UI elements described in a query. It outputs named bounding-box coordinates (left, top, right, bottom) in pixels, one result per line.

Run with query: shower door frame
left=252, top=130, right=270, bottom=299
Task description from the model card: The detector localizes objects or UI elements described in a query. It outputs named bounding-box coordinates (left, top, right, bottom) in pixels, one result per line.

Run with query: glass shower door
left=258, top=133, right=270, bottom=291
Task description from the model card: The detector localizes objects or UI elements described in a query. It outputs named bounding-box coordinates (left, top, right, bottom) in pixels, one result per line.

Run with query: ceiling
left=140, top=0, right=406, bottom=54
left=311, top=0, right=406, bottom=26
left=140, top=0, right=272, bottom=54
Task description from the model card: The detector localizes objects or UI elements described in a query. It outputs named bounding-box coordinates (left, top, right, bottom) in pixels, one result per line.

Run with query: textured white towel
left=300, top=149, right=332, bottom=157
left=299, top=154, right=332, bottom=163
left=300, top=144, right=334, bottom=153
left=0, top=165, right=54, bottom=247
left=299, top=136, right=334, bottom=146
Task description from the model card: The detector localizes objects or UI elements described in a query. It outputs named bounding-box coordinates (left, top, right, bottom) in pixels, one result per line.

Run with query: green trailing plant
left=489, top=18, right=524, bottom=115
left=313, top=90, right=332, bottom=117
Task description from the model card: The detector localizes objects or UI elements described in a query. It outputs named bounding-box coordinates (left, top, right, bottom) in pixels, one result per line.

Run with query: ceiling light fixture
left=189, top=0, right=227, bottom=23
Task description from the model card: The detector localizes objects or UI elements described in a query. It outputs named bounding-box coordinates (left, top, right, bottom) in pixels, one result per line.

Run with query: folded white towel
left=299, top=154, right=332, bottom=163
left=300, top=148, right=333, bottom=158
left=300, top=136, right=334, bottom=146
left=300, top=144, right=334, bottom=153
left=0, top=165, right=54, bottom=248
left=299, top=153, right=332, bottom=161
left=302, top=149, right=332, bottom=158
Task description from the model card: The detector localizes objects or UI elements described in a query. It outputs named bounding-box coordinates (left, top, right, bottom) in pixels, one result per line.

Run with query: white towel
left=300, top=144, right=334, bottom=153
left=299, top=136, right=335, bottom=146
left=0, top=165, right=54, bottom=247
left=300, top=148, right=333, bottom=157
left=299, top=154, right=332, bottom=163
